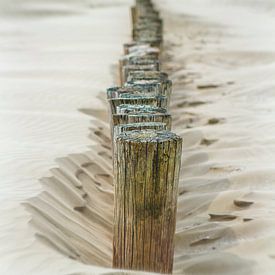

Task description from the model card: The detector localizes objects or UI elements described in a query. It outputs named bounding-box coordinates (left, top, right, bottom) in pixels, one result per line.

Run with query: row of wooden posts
left=107, top=0, right=183, bottom=273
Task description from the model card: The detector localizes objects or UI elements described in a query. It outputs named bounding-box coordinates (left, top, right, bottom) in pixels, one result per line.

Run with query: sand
left=1, top=0, right=275, bottom=274
left=0, top=0, right=132, bottom=274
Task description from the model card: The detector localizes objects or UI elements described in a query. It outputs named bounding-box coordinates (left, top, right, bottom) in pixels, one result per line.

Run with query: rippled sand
left=1, top=0, right=275, bottom=274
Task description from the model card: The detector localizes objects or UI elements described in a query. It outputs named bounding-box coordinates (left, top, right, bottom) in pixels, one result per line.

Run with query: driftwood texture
left=116, top=104, right=167, bottom=114
left=113, top=122, right=167, bottom=137
left=127, top=70, right=168, bottom=82
left=127, top=57, right=160, bottom=68
left=131, top=6, right=137, bottom=28
left=108, top=95, right=168, bottom=114
left=113, top=130, right=182, bottom=273
left=112, top=122, right=167, bottom=161
left=112, top=104, right=172, bottom=131
left=112, top=113, right=171, bottom=130
left=119, top=51, right=159, bottom=74
left=111, top=104, right=172, bottom=141
left=107, top=84, right=168, bottom=99
left=123, top=43, right=160, bottom=56
left=121, top=63, right=160, bottom=85
left=125, top=80, right=172, bottom=104
left=122, top=45, right=160, bottom=59
left=111, top=0, right=182, bottom=273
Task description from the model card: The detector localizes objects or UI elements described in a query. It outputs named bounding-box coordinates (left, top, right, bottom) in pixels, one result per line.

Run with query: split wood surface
left=113, top=130, right=182, bottom=273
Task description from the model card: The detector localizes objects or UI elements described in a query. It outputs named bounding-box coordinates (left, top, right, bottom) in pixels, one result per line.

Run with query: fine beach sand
left=1, top=0, right=275, bottom=274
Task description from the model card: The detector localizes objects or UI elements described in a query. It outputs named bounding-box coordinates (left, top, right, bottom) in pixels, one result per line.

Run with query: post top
left=117, top=104, right=167, bottom=114
left=116, top=122, right=166, bottom=129
left=110, top=93, right=165, bottom=100
left=122, top=48, right=159, bottom=60
left=127, top=71, right=168, bottom=81
left=126, top=79, right=172, bottom=86
left=107, top=84, right=162, bottom=99
left=116, top=129, right=182, bottom=143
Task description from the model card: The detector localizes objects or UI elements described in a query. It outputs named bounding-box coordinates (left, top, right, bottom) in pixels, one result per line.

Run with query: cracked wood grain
left=113, top=130, right=182, bottom=273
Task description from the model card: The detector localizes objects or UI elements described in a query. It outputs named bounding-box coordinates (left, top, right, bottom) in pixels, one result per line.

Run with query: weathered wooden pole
left=112, top=105, right=172, bottom=130
left=121, top=63, right=160, bottom=85
left=131, top=6, right=137, bottom=28
left=126, top=57, right=160, bottom=68
left=127, top=70, right=168, bottom=82
left=125, top=79, right=172, bottom=104
left=110, top=0, right=183, bottom=273
left=116, top=104, right=166, bottom=114
left=119, top=49, right=159, bottom=81
left=109, top=95, right=168, bottom=114
left=112, top=122, right=167, bottom=160
left=123, top=43, right=160, bottom=55
left=113, top=122, right=166, bottom=137
left=112, top=112, right=171, bottom=129
left=133, top=22, right=162, bottom=41
left=107, top=84, right=169, bottom=99
left=113, top=129, right=182, bottom=273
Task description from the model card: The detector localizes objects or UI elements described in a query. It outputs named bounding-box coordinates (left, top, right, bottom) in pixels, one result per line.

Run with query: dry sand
left=1, top=0, right=275, bottom=274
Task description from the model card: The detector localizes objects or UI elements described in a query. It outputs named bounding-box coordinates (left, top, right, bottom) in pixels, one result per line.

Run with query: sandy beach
left=1, top=0, right=275, bottom=274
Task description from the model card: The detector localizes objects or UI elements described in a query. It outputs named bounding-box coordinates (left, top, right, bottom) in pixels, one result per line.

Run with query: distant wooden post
left=131, top=6, right=137, bottom=28
left=126, top=57, right=160, bottom=68
left=108, top=95, right=168, bottom=114
left=119, top=48, right=159, bottom=81
left=127, top=70, right=168, bottom=81
left=107, top=85, right=170, bottom=102
left=121, top=63, right=160, bottom=85
left=125, top=80, right=172, bottom=104
left=123, top=43, right=161, bottom=56
left=113, top=129, right=182, bottom=273
left=113, top=122, right=166, bottom=137
left=112, top=105, right=172, bottom=130
left=111, top=104, right=172, bottom=143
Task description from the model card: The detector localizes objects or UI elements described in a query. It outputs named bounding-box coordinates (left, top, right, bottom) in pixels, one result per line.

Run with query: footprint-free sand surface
left=1, top=0, right=275, bottom=274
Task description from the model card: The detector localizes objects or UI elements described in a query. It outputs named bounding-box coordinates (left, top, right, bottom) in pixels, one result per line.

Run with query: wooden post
left=122, top=45, right=160, bottom=59
left=112, top=122, right=167, bottom=158
left=123, top=42, right=161, bottom=55
left=133, top=23, right=162, bottom=41
left=113, top=122, right=166, bottom=137
left=121, top=63, right=160, bottom=85
left=116, top=104, right=166, bottom=114
left=119, top=48, right=159, bottom=78
left=123, top=42, right=143, bottom=55
left=131, top=6, right=137, bottom=28
left=110, top=0, right=183, bottom=273
left=107, top=84, right=169, bottom=99
left=126, top=57, right=160, bottom=68
left=133, top=27, right=162, bottom=41
left=108, top=95, right=168, bottom=114
left=135, top=9, right=159, bottom=20
left=127, top=70, right=168, bottom=82
left=119, top=52, right=159, bottom=84
left=113, top=129, right=182, bottom=273
left=126, top=44, right=157, bottom=54
left=125, top=80, right=172, bottom=104
left=111, top=104, right=172, bottom=139
left=134, top=37, right=162, bottom=49
left=112, top=112, right=172, bottom=130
